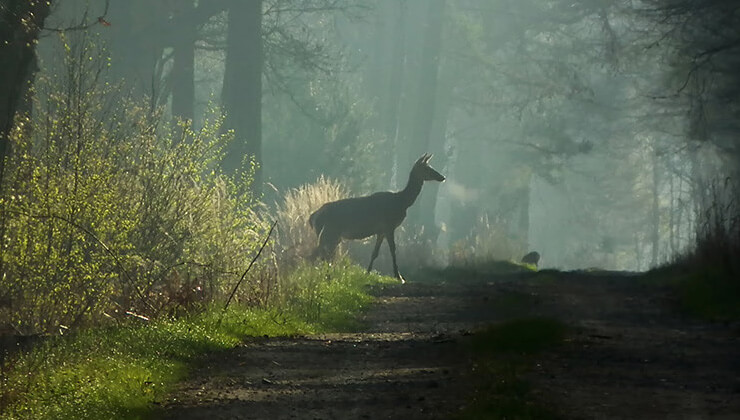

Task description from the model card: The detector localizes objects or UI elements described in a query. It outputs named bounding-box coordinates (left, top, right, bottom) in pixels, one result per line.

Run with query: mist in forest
left=6, top=0, right=740, bottom=275
left=4, top=2, right=740, bottom=416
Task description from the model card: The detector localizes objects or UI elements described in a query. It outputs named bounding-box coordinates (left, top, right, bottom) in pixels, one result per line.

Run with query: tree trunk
left=222, top=0, right=263, bottom=193
left=384, top=0, right=407, bottom=189
left=417, top=77, right=450, bottom=244
left=394, top=0, right=427, bottom=187
left=0, top=0, right=52, bottom=186
left=104, top=1, right=169, bottom=107
left=171, top=1, right=196, bottom=122
left=411, top=0, right=445, bottom=155
left=651, top=146, right=661, bottom=267
left=407, top=0, right=446, bottom=236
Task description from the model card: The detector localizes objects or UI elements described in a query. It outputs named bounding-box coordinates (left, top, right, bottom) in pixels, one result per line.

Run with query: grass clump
left=653, top=178, right=740, bottom=321
left=275, top=176, right=348, bottom=265
left=1, top=261, right=393, bottom=420
left=655, top=266, right=740, bottom=321
left=459, top=317, right=567, bottom=420
left=679, top=270, right=740, bottom=320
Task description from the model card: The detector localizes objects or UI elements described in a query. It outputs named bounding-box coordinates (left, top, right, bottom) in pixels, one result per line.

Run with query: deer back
left=310, top=192, right=407, bottom=240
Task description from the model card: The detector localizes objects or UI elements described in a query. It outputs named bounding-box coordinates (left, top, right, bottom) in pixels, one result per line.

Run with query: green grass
left=459, top=317, right=567, bottom=420
left=1, top=260, right=395, bottom=419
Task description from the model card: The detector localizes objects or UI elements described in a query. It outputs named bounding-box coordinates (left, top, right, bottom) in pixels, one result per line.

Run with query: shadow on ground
left=157, top=269, right=740, bottom=419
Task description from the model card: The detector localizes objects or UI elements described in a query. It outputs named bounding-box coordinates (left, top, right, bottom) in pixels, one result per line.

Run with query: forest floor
left=156, top=270, right=740, bottom=419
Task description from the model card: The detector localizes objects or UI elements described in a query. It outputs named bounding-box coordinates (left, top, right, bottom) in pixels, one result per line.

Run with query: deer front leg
left=386, top=230, right=404, bottom=284
left=367, top=234, right=385, bottom=273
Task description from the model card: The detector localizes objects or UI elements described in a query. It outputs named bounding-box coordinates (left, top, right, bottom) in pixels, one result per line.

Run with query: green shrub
left=1, top=260, right=391, bottom=419
left=0, top=32, right=268, bottom=335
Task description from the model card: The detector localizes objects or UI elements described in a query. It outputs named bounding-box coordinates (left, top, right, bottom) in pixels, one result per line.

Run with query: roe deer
left=309, top=153, right=445, bottom=283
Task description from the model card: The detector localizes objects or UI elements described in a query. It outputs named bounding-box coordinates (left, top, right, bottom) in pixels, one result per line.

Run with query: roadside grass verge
left=1, top=260, right=394, bottom=420
left=676, top=269, right=740, bottom=320
left=646, top=265, right=740, bottom=321
left=459, top=317, right=567, bottom=420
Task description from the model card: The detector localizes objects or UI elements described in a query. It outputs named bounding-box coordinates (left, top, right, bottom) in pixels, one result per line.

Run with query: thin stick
left=221, top=220, right=278, bottom=318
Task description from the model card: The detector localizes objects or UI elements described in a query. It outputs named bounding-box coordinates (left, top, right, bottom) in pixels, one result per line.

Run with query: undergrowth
left=1, top=261, right=394, bottom=420
left=275, top=176, right=348, bottom=266
left=649, top=178, right=740, bottom=321
left=459, top=317, right=566, bottom=420
left=647, top=264, right=740, bottom=321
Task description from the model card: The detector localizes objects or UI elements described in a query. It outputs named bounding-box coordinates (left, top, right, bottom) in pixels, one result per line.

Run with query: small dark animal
left=309, top=153, right=445, bottom=283
left=521, top=251, right=540, bottom=267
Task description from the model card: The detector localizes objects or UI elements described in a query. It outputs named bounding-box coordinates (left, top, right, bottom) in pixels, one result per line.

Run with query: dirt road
left=157, top=271, right=740, bottom=419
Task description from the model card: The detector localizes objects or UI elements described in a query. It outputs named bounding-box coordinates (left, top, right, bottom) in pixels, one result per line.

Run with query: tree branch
left=220, top=220, right=277, bottom=318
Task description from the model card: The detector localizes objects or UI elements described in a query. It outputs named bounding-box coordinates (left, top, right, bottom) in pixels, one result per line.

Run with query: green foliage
left=1, top=261, right=392, bottom=419
left=279, top=259, right=396, bottom=330
left=0, top=32, right=267, bottom=334
left=459, top=318, right=566, bottom=420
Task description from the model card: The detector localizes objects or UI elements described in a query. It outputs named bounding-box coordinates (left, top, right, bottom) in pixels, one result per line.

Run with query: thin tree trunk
left=408, top=0, right=446, bottom=236
left=222, top=0, right=263, bottom=193
left=395, top=0, right=426, bottom=186
left=171, top=1, right=196, bottom=122
left=385, top=0, right=407, bottom=189
left=0, top=0, right=52, bottom=186
left=651, top=146, right=660, bottom=267
left=669, top=168, right=676, bottom=255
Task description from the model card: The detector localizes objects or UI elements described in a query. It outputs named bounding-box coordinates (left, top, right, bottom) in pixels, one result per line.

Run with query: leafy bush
left=1, top=259, right=391, bottom=419
left=0, top=33, right=268, bottom=335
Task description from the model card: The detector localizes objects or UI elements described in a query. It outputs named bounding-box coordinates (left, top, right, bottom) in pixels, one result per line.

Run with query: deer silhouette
left=309, top=153, right=445, bottom=283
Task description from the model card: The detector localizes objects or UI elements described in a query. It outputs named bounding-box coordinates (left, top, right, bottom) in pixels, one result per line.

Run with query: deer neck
left=399, top=173, right=423, bottom=209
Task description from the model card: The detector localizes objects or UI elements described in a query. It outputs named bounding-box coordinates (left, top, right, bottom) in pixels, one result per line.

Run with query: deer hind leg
left=367, top=234, right=385, bottom=273
left=386, top=230, right=404, bottom=283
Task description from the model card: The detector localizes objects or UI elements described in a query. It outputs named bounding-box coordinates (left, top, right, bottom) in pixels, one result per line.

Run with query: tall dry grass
left=449, top=213, right=526, bottom=268
left=275, top=176, right=348, bottom=266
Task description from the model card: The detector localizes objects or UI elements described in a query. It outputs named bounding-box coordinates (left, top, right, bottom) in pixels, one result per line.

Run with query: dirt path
left=157, top=272, right=740, bottom=419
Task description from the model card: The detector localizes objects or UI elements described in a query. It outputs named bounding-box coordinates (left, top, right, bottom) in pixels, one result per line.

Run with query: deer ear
left=425, top=153, right=433, bottom=162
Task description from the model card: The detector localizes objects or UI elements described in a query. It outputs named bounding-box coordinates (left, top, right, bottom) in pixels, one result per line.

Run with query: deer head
left=411, top=153, right=446, bottom=182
